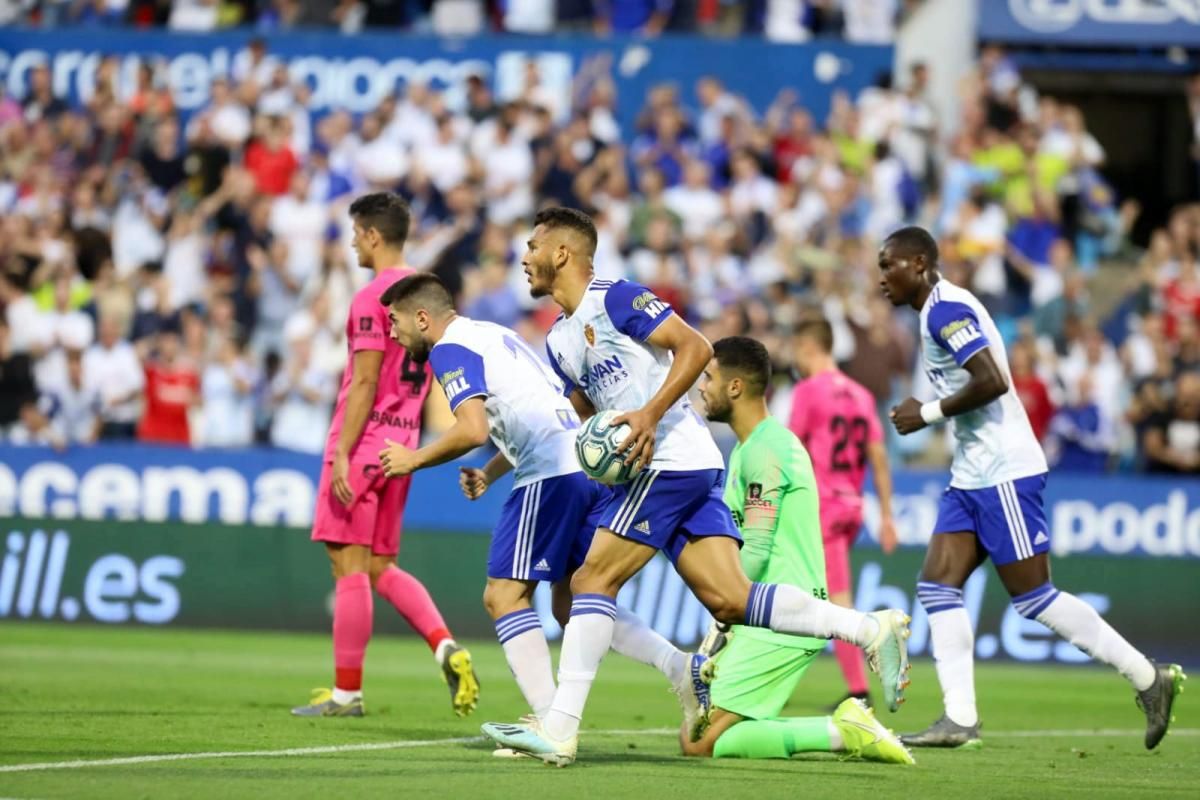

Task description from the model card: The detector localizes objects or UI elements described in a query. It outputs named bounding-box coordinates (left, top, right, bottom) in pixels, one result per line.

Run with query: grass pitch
left=0, top=623, right=1195, bottom=799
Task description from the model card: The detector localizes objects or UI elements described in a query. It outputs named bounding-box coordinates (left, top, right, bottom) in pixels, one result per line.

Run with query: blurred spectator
left=23, top=65, right=67, bottom=123
left=503, top=0, right=556, bottom=32
left=244, top=117, right=299, bottom=196
left=1010, top=340, right=1055, bottom=443
left=200, top=335, right=257, bottom=447
left=1046, top=372, right=1114, bottom=472
left=270, top=320, right=335, bottom=453
left=169, top=0, right=221, bottom=31
left=34, top=348, right=103, bottom=448
left=0, top=318, right=39, bottom=440
left=137, top=329, right=199, bottom=445
left=594, top=0, right=675, bottom=35
left=664, top=160, right=723, bottom=243
left=842, top=0, right=900, bottom=44
left=843, top=296, right=911, bottom=421
left=1141, top=372, right=1200, bottom=474
left=84, top=315, right=144, bottom=439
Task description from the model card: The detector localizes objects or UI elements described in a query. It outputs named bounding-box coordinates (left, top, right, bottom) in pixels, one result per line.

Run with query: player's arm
left=737, top=452, right=789, bottom=582
left=617, top=315, right=713, bottom=466
left=604, top=280, right=712, bottom=466
left=866, top=441, right=898, bottom=553
left=331, top=349, right=383, bottom=504
left=382, top=396, right=489, bottom=477
left=381, top=342, right=490, bottom=477
left=569, top=388, right=596, bottom=421
left=891, top=300, right=1007, bottom=435
left=461, top=451, right=515, bottom=501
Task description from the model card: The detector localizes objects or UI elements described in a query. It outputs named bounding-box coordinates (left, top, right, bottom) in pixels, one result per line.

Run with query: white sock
left=1035, top=591, right=1156, bottom=691
left=611, top=607, right=688, bottom=685
left=434, top=638, right=456, bottom=664
left=827, top=718, right=844, bottom=752
left=331, top=687, right=361, bottom=705
left=495, top=609, right=556, bottom=718
left=928, top=607, right=978, bottom=727
left=747, top=582, right=874, bottom=645
left=543, top=594, right=617, bottom=742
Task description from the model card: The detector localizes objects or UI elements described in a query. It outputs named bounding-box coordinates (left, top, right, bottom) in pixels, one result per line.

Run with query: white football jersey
left=919, top=280, right=1048, bottom=489
left=430, top=317, right=580, bottom=488
left=545, top=279, right=725, bottom=472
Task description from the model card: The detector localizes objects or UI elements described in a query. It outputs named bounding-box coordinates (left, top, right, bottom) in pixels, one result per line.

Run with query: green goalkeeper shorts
left=709, top=630, right=824, bottom=720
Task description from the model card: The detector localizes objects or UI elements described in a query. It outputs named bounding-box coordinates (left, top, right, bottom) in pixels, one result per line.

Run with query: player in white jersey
left=374, top=273, right=716, bottom=742
left=879, top=226, right=1185, bottom=750
left=481, top=206, right=913, bottom=766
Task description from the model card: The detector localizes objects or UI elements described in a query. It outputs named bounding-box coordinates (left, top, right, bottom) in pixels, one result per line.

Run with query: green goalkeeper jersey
left=724, top=416, right=828, bottom=650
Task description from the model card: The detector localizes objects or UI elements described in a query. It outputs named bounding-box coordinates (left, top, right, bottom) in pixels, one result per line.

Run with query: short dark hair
left=348, top=192, right=411, bottom=247
left=794, top=317, right=834, bottom=354
left=713, top=336, right=771, bottom=397
left=533, top=206, right=598, bottom=256
left=884, top=225, right=939, bottom=265
left=380, top=272, right=455, bottom=313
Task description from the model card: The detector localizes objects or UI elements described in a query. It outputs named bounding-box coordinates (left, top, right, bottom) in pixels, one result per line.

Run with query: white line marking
left=0, top=737, right=483, bottom=773
left=2, top=728, right=1196, bottom=773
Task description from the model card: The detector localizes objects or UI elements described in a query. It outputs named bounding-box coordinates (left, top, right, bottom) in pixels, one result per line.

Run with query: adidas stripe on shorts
left=596, top=468, right=741, bottom=564
left=488, top=472, right=607, bottom=582
left=931, top=473, right=1050, bottom=566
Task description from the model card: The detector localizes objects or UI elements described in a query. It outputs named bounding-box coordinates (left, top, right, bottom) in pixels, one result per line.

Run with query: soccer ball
left=575, top=410, right=642, bottom=486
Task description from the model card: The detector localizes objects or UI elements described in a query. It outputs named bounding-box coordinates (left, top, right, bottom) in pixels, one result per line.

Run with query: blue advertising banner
left=1, top=444, right=1199, bottom=558
left=0, top=29, right=892, bottom=134
left=978, top=0, right=1200, bottom=48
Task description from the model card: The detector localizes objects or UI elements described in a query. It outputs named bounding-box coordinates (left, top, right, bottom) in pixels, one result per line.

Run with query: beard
left=527, top=261, right=554, bottom=298
left=406, top=340, right=431, bottom=363
left=703, top=397, right=732, bottom=423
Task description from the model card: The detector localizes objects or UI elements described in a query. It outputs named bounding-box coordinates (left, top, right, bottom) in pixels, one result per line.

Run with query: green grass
left=0, top=624, right=1194, bottom=799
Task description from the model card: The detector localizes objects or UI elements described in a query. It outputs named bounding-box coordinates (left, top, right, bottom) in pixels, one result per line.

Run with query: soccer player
left=878, top=225, right=1185, bottom=749
left=374, top=273, right=714, bottom=739
left=678, top=335, right=912, bottom=765
left=291, top=193, right=478, bottom=719
left=482, top=206, right=912, bottom=766
left=789, top=317, right=899, bottom=708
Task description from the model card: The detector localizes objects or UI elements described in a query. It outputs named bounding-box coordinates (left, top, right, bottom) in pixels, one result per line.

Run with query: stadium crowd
left=1, top=0, right=918, bottom=42
left=0, top=35, right=1198, bottom=475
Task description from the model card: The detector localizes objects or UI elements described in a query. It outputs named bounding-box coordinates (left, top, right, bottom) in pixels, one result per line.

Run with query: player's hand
left=612, top=406, right=659, bottom=469
left=379, top=439, right=421, bottom=478
left=331, top=454, right=354, bottom=506
left=879, top=516, right=899, bottom=555
left=459, top=466, right=489, bottom=501
left=889, top=397, right=927, bottom=435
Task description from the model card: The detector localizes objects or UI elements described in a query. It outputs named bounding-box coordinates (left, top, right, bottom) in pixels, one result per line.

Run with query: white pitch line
left=2, top=728, right=1196, bottom=773
left=0, top=737, right=483, bottom=774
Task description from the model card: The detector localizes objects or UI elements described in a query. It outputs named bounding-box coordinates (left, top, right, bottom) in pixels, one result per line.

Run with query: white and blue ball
left=574, top=409, right=642, bottom=486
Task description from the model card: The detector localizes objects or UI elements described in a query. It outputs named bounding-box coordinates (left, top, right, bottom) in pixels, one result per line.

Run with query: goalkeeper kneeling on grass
left=682, top=336, right=913, bottom=764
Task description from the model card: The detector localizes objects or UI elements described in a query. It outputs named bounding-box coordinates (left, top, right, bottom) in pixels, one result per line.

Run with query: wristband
left=920, top=400, right=945, bottom=425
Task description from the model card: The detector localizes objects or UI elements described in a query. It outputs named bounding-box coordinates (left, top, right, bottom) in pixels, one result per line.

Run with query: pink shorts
left=311, top=461, right=412, bottom=557
left=820, top=503, right=863, bottom=596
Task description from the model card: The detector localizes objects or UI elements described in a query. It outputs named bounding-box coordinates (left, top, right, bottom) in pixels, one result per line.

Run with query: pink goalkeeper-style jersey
left=788, top=369, right=883, bottom=513
left=323, top=267, right=431, bottom=464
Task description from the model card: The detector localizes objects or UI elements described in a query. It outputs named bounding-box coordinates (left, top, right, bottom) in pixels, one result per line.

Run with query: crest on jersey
left=584, top=324, right=595, bottom=347
left=359, top=316, right=373, bottom=332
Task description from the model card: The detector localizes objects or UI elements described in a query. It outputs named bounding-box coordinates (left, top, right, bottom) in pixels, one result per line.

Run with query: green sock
left=712, top=716, right=833, bottom=759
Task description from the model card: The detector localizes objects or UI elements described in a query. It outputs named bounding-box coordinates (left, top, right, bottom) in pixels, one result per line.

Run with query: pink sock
left=375, top=566, right=452, bottom=652
left=834, top=640, right=870, bottom=696
left=334, top=573, right=373, bottom=691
